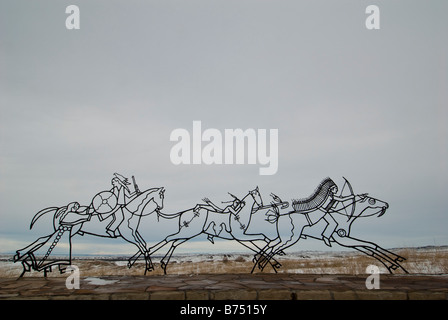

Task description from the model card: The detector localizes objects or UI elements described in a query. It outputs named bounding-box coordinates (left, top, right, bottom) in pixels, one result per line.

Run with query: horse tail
left=156, top=209, right=189, bottom=220
left=30, top=207, right=59, bottom=230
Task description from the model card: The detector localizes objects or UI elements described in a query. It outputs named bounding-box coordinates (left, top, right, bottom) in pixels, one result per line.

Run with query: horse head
left=249, top=186, right=263, bottom=210
left=333, top=193, right=389, bottom=238
left=154, top=187, right=165, bottom=211
left=355, top=194, right=389, bottom=218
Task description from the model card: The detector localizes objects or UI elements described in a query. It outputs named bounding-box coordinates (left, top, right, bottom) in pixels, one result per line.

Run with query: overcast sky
left=1, top=0, right=447, bottom=256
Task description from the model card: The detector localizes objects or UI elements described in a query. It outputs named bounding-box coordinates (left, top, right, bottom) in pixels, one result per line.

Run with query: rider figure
left=320, top=184, right=342, bottom=247
left=202, top=193, right=245, bottom=216
left=320, top=181, right=366, bottom=247
left=106, top=173, right=137, bottom=237
left=196, top=193, right=246, bottom=243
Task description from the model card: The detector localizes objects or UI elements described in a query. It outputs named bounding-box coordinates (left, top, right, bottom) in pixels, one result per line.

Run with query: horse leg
left=160, top=238, right=190, bottom=275
left=133, top=229, right=155, bottom=273
left=143, top=253, right=154, bottom=275
left=251, top=215, right=290, bottom=268
left=244, top=240, right=282, bottom=270
left=373, top=247, right=408, bottom=274
left=374, top=246, right=407, bottom=263
left=126, top=214, right=157, bottom=274
left=14, top=235, right=52, bottom=262
left=260, top=229, right=305, bottom=272
left=119, top=221, right=151, bottom=273
left=160, top=226, right=205, bottom=275
left=129, top=224, right=147, bottom=252
left=128, top=250, right=141, bottom=269
left=236, top=240, right=281, bottom=274
left=333, top=235, right=408, bottom=274
left=160, top=243, right=175, bottom=274
left=148, top=239, right=169, bottom=254
left=251, top=237, right=283, bottom=273
left=127, top=215, right=148, bottom=253
left=19, top=260, right=32, bottom=278
left=227, top=229, right=280, bottom=272
left=161, top=210, right=209, bottom=272
left=125, top=239, right=169, bottom=269
left=129, top=225, right=187, bottom=268
left=137, top=231, right=189, bottom=270
left=257, top=214, right=308, bottom=271
left=352, top=245, right=408, bottom=274
left=355, top=246, right=404, bottom=274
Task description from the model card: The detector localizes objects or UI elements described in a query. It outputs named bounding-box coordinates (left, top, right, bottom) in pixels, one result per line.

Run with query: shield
left=91, top=191, right=118, bottom=214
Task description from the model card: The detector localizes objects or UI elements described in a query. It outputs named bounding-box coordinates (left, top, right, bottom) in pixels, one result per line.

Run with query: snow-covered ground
left=2, top=246, right=447, bottom=277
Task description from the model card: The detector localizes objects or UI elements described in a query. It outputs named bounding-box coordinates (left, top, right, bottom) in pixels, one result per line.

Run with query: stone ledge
left=1, top=274, right=446, bottom=300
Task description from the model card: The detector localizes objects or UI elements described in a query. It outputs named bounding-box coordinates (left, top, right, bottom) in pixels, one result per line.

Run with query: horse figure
left=302, top=194, right=407, bottom=273
left=14, top=176, right=407, bottom=276
left=143, top=186, right=279, bottom=274
left=254, top=178, right=408, bottom=274
left=14, top=187, right=165, bottom=276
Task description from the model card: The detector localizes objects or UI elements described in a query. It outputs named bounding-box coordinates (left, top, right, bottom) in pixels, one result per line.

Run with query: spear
left=132, top=175, right=140, bottom=194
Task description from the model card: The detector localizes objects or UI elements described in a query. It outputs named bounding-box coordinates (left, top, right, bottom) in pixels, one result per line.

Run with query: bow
left=340, top=177, right=355, bottom=221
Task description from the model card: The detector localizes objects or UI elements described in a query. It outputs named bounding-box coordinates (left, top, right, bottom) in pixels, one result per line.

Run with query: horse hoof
left=161, top=262, right=168, bottom=274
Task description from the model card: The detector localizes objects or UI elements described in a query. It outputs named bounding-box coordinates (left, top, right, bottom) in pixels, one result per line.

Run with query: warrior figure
left=292, top=178, right=363, bottom=247
left=196, top=193, right=246, bottom=243
left=104, top=173, right=138, bottom=237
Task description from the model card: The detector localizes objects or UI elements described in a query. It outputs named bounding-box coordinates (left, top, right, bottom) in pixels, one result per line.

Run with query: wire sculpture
left=14, top=175, right=408, bottom=277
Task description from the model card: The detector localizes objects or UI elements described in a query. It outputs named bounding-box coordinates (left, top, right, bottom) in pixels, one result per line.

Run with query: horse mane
left=292, top=177, right=336, bottom=212
left=130, top=188, right=159, bottom=214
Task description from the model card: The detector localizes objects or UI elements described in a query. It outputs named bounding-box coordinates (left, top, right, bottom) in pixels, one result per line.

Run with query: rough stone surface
left=0, top=274, right=447, bottom=300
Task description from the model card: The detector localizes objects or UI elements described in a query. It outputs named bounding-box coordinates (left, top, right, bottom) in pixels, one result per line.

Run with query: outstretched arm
left=333, top=193, right=368, bottom=203
left=124, top=187, right=138, bottom=201
left=332, top=194, right=354, bottom=202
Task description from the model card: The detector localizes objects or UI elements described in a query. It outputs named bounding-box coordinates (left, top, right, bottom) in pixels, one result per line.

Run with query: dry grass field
left=1, top=246, right=447, bottom=278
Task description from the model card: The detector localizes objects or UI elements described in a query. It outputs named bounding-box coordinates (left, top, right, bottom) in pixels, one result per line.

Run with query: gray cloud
left=1, top=0, right=447, bottom=255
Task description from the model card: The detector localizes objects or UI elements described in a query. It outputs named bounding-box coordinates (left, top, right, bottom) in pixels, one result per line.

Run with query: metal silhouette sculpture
left=136, top=187, right=286, bottom=274
left=14, top=175, right=408, bottom=277
left=255, top=177, right=407, bottom=274
left=14, top=173, right=165, bottom=276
